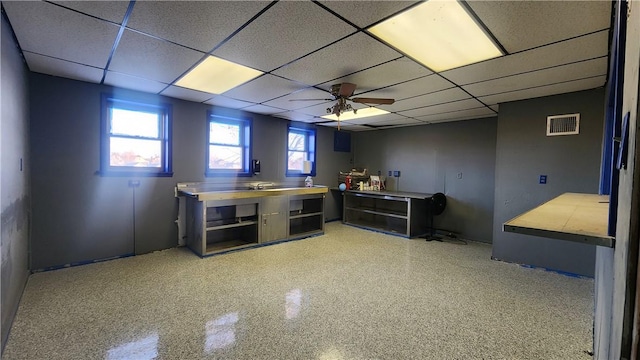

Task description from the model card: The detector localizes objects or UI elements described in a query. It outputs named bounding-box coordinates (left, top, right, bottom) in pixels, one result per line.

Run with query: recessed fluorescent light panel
left=321, top=107, right=389, bottom=121
left=368, top=0, right=503, bottom=72
left=175, top=56, right=263, bottom=94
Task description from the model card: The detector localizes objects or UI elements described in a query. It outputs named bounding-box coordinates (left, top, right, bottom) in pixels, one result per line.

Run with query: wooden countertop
left=503, top=192, right=614, bottom=247
left=178, top=185, right=328, bottom=201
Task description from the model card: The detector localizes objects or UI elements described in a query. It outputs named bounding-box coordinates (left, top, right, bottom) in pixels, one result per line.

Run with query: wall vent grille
left=547, top=113, right=580, bottom=136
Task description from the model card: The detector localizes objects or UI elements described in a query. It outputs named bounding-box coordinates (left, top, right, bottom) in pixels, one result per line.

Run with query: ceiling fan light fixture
left=175, top=55, right=263, bottom=94
left=321, top=107, right=389, bottom=121
left=368, top=0, right=503, bottom=72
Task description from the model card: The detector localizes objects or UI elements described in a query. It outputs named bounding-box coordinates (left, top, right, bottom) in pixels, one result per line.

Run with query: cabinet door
left=260, top=196, right=288, bottom=242
left=261, top=212, right=288, bottom=242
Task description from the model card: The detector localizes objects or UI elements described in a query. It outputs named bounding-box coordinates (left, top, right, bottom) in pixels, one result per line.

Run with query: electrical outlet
left=388, top=170, right=392, bottom=176
left=539, top=175, right=547, bottom=184
left=393, top=170, right=400, bottom=177
left=128, top=180, right=141, bottom=187
left=457, top=172, right=462, bottom=179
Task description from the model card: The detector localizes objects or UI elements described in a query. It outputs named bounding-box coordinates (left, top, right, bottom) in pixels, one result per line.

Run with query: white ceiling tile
left=373, top=122, right=424, bottom=130
left=222, top=75, right=307, bottom=103
left=212, top=1, right=355, bottom=72
left=23, top=52, right=103, bottom=84
left=343, top=113, right=406, bottom=125
left=2, top=0, right=612, bottom=131
left=355, top=74, right=454, bottom=102
left=318, top=121, right=355, bottom=129
left=109, top=29, right=205, bottom=83
left=478, top=76, right=607, bottom=105
left=3, top=1, right=119, bottom=68
left=415, top=107, right=497, bottom=123
left=359, top=117, right=422, bottom=127
left=468, top=1, right=611, bottom=53
left=51, top=1, right=130, bottom=23
left=463, top=57, right=608, bottom=97
left=243, top=104, right=286, bottom=115
left=441, top=30, right=609, bottom=85
left=399, top=99, right=486, bottom=118
left=160, top=86, right=215, bottom=103
left=385, top=87, right=470, bottom=112
left=322, top=57, right=432, bottom=94
left=263, top=88, right=334, bottom=111
left=318, top=1, right=419, bottom=28
left=204, top=96, right=255, bottom=109
left=104, top=72, right=168, bottom=94
left=332, top=124, right=375, bottom=131
left=316, top=121, right=341, bottom=127
left=127, top=1, right=269, bottom=52
left=273, top=111, right=318, bottom=123
left=272, top=32, right=402, bottom=86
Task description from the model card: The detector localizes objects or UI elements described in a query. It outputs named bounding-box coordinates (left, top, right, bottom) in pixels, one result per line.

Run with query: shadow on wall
left=1, top=195, right=31, bottom=348
left=435, top=196, right=491, bottom=243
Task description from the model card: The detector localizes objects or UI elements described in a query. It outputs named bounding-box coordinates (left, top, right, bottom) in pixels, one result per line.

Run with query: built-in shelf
left=206, top=219, right=258, bottom=231
left=206, top=238, right=256, bottom=253
left=289, top=195, right=324, bottom=237
left=289, top=211, right=323, bottom=220
left=343, top=190, right=430, bottom=238
left=344, top=206, right=407, bottom=219
left=182, top=186, right=327, bottom=257
left=186, top=197, right=260, bottom=256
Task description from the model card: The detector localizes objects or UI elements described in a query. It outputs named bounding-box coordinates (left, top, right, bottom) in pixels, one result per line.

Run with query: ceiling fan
left=292, top=83, right=395, bottom=128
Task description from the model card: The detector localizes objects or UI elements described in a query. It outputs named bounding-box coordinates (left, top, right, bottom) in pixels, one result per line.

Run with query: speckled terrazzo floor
left=3, top=222, right=593, bottom=360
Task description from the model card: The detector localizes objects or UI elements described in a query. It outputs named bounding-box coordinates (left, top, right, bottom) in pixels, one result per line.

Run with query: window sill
left=286, top=172, right=316, bottom=177
left=96, top=170, right=174, bottom=177
left=205, top=172, right=253, bottom=178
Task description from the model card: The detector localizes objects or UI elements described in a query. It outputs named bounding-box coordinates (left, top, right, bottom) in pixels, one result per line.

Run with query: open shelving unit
left=182, top=188, right=327, bottom=257
left=186, top=197, right=260, bottom=256
left=289, top=194, right=325, bottom=238
left=343, top=191, right=429, bottom=238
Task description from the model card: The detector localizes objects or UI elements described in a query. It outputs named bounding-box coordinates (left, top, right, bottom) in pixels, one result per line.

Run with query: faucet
left=251, top=182, right=274, bottom=190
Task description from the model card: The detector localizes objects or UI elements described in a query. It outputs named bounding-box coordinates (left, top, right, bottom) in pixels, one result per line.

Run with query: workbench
left=503, top=192, right=614, bottom=248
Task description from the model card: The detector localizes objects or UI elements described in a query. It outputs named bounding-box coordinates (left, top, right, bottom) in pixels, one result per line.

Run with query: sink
left=247, top=182, right=276, bottom=190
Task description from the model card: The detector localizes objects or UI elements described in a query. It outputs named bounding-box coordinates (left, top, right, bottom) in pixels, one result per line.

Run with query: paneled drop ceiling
left=2, top=1, right=611, bottom=131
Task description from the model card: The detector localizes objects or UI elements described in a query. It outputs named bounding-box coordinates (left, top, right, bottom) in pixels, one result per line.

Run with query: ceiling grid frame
left=1, top=0, right=613, bottom=131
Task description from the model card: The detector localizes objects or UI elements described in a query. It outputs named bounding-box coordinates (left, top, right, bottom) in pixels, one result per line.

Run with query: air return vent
left=547, top=113, right=580, bottom=136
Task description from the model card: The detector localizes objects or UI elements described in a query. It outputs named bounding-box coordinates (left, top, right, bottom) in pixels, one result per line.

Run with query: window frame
left=286, top=124, right=317, bottom=177
left=205, top=112, right=252, bottom=177
left=100, top=94, right=173, bottom=177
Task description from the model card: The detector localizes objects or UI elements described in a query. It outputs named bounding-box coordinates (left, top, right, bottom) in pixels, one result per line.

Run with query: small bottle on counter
left=305, top=176, right=313, bottom=187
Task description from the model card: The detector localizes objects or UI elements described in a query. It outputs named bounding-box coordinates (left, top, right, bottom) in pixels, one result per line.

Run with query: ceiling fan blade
left=338, top=83, right=357, bottom=97
left=351, top=97, right=395, bottom=105
left=289, top=98, right=332, bottom=101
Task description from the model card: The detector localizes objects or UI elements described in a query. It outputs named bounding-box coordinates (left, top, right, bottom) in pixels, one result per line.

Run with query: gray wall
left=594, top=3, right=640, bottom=358
left=29, top=74, right=352, bottom=270
left=353, top=118, right=498, bottom=243
left=1, top=14, right=31, bottom=351
left=492, top=88, right=605, bottom=277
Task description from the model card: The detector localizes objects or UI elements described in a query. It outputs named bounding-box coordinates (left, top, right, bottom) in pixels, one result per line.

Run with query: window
left=100, top=95, right=172, bottom=176
left=206, top=113, right=252, bottom=177
left=287, top=125, right=316, bottom=176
